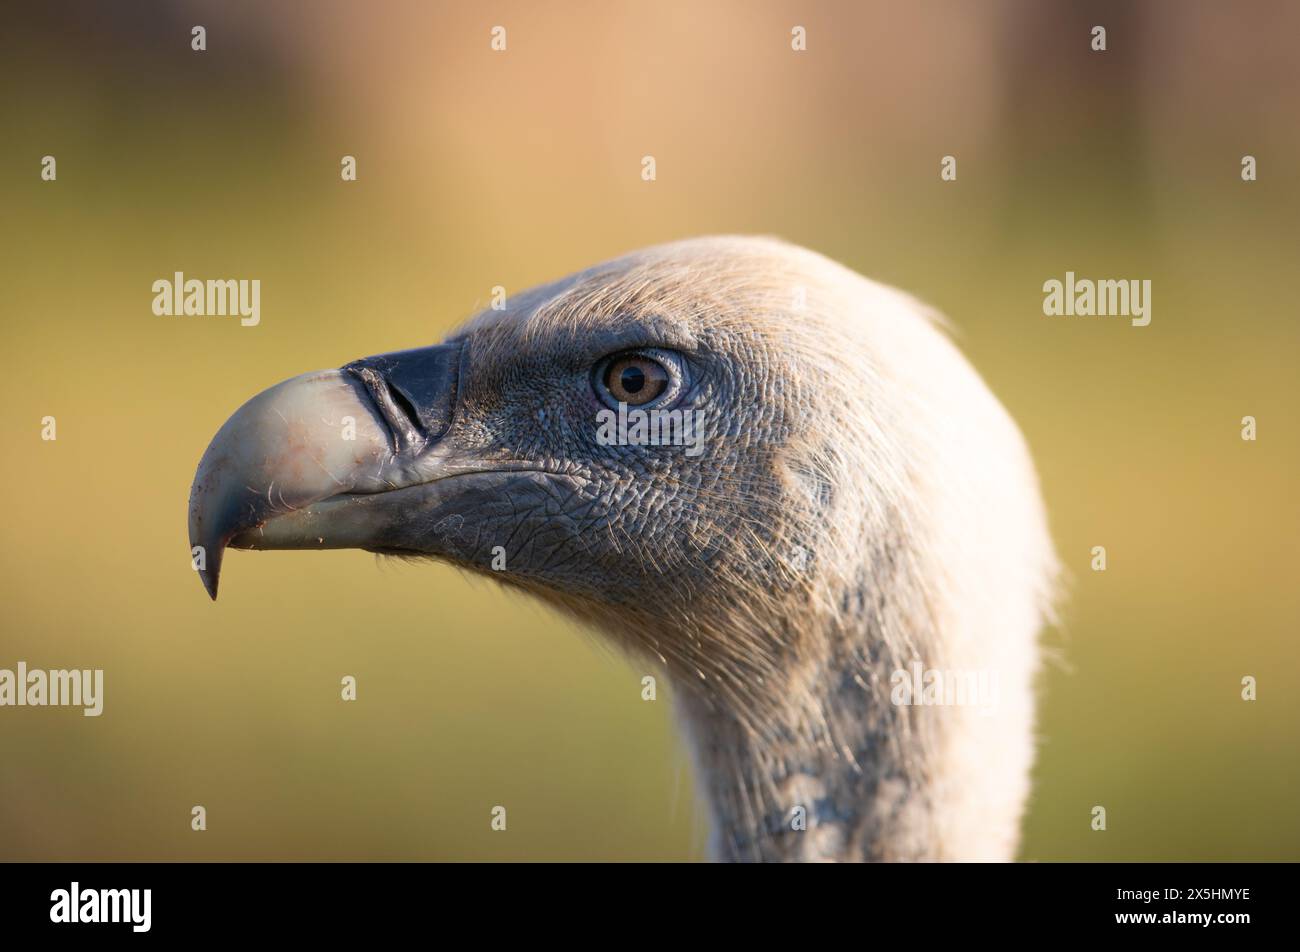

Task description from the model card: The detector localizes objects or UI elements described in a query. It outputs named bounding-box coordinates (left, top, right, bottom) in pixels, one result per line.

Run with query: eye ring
left=593, top=349, right=683, bottom=410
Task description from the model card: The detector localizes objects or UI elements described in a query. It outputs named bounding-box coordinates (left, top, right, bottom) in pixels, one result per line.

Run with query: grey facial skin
left=188, top=236, right=1057, bottom=862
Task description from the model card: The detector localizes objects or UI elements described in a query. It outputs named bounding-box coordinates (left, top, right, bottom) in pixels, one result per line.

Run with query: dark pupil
left=619, top=365, right=646, bottom=394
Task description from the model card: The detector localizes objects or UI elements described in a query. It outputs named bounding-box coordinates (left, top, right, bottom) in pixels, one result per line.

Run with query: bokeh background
left=1, top=0, right=1296, bottom=861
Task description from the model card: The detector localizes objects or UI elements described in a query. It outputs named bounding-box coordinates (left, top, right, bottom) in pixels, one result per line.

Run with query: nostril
left=345, top=364, right=425, bottom=453
left=383, top=379, right=423, bottom=434
left=341, top=342, right=461, bottom=451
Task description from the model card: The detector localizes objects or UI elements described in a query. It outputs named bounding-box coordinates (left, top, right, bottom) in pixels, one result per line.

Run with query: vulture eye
left=600, top=354, right=671, bottom=406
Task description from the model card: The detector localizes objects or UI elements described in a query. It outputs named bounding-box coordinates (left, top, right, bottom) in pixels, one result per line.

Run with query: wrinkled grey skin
left=190, top=236, right=1057, bottom=862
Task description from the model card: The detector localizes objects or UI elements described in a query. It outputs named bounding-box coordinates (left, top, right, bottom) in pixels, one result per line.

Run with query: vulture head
left=189, top=236, right=1057, bottom=862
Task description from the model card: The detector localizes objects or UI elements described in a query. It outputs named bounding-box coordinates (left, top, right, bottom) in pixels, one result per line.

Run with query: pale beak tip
left=192, top=536, right=223, bottom=600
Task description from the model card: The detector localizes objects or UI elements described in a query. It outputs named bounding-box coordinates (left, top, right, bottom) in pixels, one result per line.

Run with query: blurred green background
left=1, top=0, right=1296, bottom=861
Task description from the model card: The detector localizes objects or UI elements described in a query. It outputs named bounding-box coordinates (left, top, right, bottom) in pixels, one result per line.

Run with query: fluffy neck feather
left=669, top=559, right=950, bottom=862
left=665, top=525, right=1036, bottom=863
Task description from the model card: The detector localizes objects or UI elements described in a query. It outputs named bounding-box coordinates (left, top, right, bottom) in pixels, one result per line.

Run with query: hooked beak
left=187, top=343, right=463, bottom=599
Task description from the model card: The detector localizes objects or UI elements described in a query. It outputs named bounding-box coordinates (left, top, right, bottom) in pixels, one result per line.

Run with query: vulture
left=188, top=236, right=1057, bottom=862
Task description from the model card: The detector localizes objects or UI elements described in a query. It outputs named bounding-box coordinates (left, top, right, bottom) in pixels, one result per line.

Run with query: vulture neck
left=672, top=596, right=940, bottom=863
